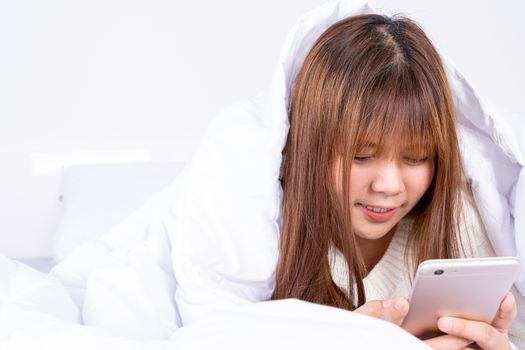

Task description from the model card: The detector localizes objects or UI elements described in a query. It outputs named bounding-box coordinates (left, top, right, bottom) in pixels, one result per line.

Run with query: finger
left=354, top=300, right=385, bottom=320
left=423, top=334, right=473, bottom=349
left=492, top=292, right=517, bottom=332
left=354, top=297, right=409, bottom=325
left=383, top=297, right=409, bottom=326
left=438, top=317, right=505, bottom=350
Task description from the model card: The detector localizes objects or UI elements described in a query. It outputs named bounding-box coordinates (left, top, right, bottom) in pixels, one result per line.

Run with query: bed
left=20, top=161, right=186, bottom=272
left=0, top=161, right=429, bottom=349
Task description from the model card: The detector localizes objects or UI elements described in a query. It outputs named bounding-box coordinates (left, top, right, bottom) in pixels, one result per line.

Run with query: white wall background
left=1, top=0, right=523, bottom=259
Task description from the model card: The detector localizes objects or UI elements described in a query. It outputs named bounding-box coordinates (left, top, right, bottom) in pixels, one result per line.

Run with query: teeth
left=365, top=205, right=390, bottom=213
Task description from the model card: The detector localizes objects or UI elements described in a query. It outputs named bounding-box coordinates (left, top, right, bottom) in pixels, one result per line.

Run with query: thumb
left=383, top=297, right=410, bottom=326
left=492, top=292, right=517, bottom=332
left=354, top=297, right=409, bottom=326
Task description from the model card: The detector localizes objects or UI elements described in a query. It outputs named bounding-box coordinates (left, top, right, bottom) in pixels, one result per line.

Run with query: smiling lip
left=357, top=203, right=397, bottom=222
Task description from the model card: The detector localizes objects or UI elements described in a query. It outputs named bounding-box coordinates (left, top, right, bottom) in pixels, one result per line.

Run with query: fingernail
left=383, top=299, right=393, bottom=308
left=502, top=294, right=516, bottom=312
left=438, top=317, right=454, bottom=332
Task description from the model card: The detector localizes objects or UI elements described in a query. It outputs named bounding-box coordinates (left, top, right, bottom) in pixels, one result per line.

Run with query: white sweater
left=330, top=188, right=525, bottom=348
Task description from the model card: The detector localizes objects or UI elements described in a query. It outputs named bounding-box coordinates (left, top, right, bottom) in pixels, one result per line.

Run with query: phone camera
left=434, top=269, right=444, bottom=275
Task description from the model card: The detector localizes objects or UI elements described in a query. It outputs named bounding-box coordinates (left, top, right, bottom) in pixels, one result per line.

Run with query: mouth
left=356, top=203, right=398, bottom=222
left=357, top=203, right=396, bottom=212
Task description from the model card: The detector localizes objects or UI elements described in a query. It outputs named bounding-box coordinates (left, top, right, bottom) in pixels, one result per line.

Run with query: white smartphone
left=401, top=256, right=520, bottom=339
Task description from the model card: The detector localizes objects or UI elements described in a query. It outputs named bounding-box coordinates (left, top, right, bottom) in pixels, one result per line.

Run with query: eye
left=354, top=155, right=373, bottom=163
left=403, top=156, right=429, bottom=164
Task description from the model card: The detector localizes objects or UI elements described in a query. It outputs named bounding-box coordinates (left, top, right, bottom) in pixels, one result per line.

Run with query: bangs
left=351, top=68, right=440, bottom=158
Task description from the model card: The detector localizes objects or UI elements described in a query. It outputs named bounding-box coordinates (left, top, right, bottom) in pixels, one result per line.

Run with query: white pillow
left=53, top=162, right=185, bottom=261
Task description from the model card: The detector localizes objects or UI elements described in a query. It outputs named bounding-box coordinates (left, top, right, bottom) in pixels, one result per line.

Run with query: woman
left=273, top=13, right=522, bottom=349
left=2, top=1, right=522, bottom=349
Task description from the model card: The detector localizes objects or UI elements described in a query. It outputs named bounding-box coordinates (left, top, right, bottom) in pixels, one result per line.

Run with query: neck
left=356, top=226, right=396, bottom=275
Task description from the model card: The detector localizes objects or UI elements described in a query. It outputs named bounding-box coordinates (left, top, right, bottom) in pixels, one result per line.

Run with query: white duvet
left=1, top=1, right=524, bottom=349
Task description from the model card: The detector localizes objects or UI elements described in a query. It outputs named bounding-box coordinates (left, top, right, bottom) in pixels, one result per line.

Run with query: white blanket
left=1, top=0, right=523, bottom=348
left=0, top=256, right=428, bottom=349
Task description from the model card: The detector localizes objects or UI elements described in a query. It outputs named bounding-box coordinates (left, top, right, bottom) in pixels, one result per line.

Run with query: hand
left=354, top=297, right=410, bottom=326
left=424, top=292, right=516, bottom=349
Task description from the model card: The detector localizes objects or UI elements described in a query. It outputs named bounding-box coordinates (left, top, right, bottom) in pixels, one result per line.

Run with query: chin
left=355, top=229, right=391, bottom=241
left=354, top=222, right=397, bottom=241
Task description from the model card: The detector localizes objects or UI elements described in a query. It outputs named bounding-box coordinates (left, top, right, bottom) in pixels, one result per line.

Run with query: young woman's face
left=332, top=144, right=435, bottom=241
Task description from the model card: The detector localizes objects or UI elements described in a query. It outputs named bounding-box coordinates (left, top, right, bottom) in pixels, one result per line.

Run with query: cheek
left=348, top=166, right=368, bottom=194
left=409, top=164, right=435, bottom=199
left=329, top=158, right=367, bottom=200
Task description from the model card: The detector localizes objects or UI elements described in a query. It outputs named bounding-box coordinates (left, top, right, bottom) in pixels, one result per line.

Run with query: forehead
left=350, top=69, right=441, bottom=153
left=355, top=137, right=435, bottom=155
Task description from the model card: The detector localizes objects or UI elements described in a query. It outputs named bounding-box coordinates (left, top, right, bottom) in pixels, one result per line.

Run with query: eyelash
left=354, top=155, right=372, bottom=162
left=403, top=156, right=429, bottom=164
left=353, top=155, right=429, bottom=164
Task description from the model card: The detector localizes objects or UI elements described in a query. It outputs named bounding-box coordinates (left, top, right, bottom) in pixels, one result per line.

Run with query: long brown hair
left=273, top=14, right=464, bottom=310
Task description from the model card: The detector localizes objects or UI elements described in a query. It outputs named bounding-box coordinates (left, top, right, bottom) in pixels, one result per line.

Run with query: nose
left=370, top=160, right=405, bottom=196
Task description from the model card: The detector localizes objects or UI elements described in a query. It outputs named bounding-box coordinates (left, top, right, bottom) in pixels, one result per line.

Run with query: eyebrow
left=358, top=142, right=433, bottom=153
left=361, top=142, right=377, bottom=149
